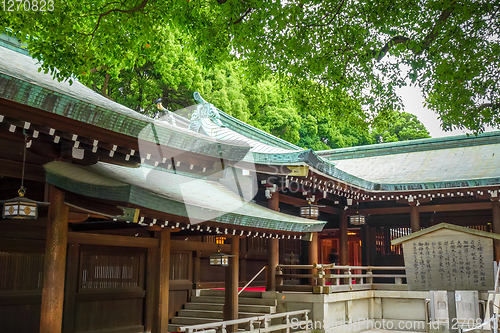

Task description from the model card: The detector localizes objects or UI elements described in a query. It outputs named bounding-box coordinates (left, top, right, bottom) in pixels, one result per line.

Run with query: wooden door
left=63, top=244, right=147, bottom=333
left=0, top=239, right=45, bottom=333
left=169, top=251, right=193, bottom=319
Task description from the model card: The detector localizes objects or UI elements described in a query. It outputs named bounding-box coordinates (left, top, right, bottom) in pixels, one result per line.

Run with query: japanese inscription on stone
left=402, top=230, right=493, bottom=291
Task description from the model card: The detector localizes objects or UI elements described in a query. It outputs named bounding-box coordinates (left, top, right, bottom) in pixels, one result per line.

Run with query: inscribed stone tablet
left=402, top=229, right=494, bottom=291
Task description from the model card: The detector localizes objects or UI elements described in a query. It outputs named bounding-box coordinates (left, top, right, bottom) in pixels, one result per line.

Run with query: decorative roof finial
left=154, top=97, right=176, bottom=126
left=188, top=92, right=225, bottom=134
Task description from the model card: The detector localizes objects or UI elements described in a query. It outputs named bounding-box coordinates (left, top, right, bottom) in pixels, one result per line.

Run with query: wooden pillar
left=40, top=185, right=69, bottom=333
left=492, top=200, right=500, bottom=261
left=193, top=250, right=201, bottom=289
left=240, top=238, right=247, bottom=284
left=308, top=232, right=318, bottom=265
left=145, top=247, right=159, bottom=333
left=267, top=238, right=279, bottom=291
left=159, top=229, right=171, bottom=333
left=267, top=191, right=279, bottom=291
left=224, top=236, right=239, bottom=333
left=339, top=210, right=348, bottom=266
left=308, top=232, right=319, bottom=286
left=410, top=203, right=420, bottom=232
left=365, top=226, right=376, bottom=266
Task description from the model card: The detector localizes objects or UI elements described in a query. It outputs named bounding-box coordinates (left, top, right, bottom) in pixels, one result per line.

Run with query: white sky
left=396, top=85, right=498, bottom=138
left=396, top=85, right=464, bottom=138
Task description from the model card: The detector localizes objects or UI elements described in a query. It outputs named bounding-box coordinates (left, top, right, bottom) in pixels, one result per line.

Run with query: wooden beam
left=64, top=191, right=124, bottom=217
left=159, top=230, right=171, bottom=333
left=170, top=239, right=230, bottom=253
left=410, top=204, right=420, bottom=232
left=308, top=232, right=319, bottom=285
left=193, top=250, right=202, bottom=289
left=67, top=232, right=159, bottom=248
left=0, top=158, right=46, bottom=182
left=145, top=247, right=159, bottom=333
left=493, top=200, right=500, bottom=261
left=339, top=210, right=348, bottom=266
left=0, top=98, right=140, bottom=152
left=279, top=193, right=340, bottom=215
left=40, top=185, right=69, bottom=333
left=266, top=192, right=279, bottom=291
left=68, top=212, right=90, bottom=223
left=419, top=202, right=493, bottom=213
left=309, top=232, right=319, bottom=265
left=62, top=243, right=79, bottom=333
left=224, top=236, right=239, bottom=333
left=349, top=201, right=493, bottom=215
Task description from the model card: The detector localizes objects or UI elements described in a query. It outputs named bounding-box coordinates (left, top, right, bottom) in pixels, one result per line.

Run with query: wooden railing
left=275, top=264, right=407, bottom=293
left=176, top=309, right=310, bottom=333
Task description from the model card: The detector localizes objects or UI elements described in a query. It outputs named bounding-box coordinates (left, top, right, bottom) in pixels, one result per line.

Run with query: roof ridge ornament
left=189, top=92, right=225, bottom=135
left=154, top=98, right=176, bottom=126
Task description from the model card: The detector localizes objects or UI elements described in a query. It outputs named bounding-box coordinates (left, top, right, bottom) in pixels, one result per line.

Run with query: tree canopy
left=2, top=0, right=498, bottom=133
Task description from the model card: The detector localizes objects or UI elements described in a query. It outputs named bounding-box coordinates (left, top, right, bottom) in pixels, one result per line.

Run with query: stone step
left=199, top=289, right=265, bottom=299
left=170, top=317, right=221, bottom=326
left=192, top=296, right=276, bottom=306
left=177, top=309, right=264, bottom=319
left=184, top=302, right=276, bottom=314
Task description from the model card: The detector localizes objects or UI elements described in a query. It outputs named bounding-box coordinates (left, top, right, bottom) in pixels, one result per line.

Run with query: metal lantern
left=209, top=246, right=234, bottom=267
left=2, top=187, right=40, bottom=219
left=1, top=134, right=48, bottom=220
left=300, top=205, right=319, bottom=219
left=350, top=214, right=366, bottom=225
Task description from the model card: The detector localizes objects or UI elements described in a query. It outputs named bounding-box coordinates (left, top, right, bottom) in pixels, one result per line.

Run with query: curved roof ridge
left=316, top=131, right=500, bottom=160
left=217, top=109, right=302, bottom=151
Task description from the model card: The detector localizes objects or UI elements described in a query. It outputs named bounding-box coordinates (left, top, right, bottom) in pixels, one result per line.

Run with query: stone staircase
left=168, top=290, right=277, bottom=332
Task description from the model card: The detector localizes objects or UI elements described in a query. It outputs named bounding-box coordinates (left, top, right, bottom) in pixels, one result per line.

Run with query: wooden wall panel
left=200, top=258, right=226, bottom=282
left=74, top=299, right=144, bottom=332
left=0, top=304, right=41, bottom=332
left=0, top=239, right=45, bottom=332
left=245, top=260, right=267, bottom=283
left=169, top=290, right=189, bottom=319
left=63, top=244, right=147, bottom=333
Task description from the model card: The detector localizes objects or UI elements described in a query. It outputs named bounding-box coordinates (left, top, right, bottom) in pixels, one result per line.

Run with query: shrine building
left=1, top=34, right=500, bottom=333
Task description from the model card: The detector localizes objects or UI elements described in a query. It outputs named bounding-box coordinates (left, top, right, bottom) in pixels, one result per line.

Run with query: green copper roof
left=218, top=110, right=302, bottom=151
left=44, top=161, right=325, bottom=233
left=0, top=44, right=250, bottom=161
left=2, top=41, right=499, bottom=194
left=316, top=131, right=500, bottom=160
left=312, top=133, right=500, bottom=191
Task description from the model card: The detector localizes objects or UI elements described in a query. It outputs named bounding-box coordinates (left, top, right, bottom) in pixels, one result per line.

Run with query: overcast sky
left=396, top=85, right=500, bottom=138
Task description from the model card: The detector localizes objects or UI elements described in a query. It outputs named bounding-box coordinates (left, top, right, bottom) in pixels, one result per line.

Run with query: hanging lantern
left=1, top=133, right=48, bottom=220
left=2, top=187, right=44, bottom=219
left=300, top=199, right=324, bottom=219
left=300, top=205, right=319, bottom=219
left=350, top=214, right=366, bottom=225
left=209, top=245, right=235, bottom=267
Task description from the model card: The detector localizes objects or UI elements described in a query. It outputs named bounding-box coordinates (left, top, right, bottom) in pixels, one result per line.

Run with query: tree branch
left=478, top=103, right=500, bottom=111
left=420, top=3, right=456, bottom=51
left=88, top=0, right=149, bottom=39
left=233, top=8, right=254, bottom=25
left=375, top=2, right=456, bottom=61
left=101, top=72, right=111, bottom=97
left=376, top=35, right=411, bottom=61
left=302, top=0, right=346, bottom=28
